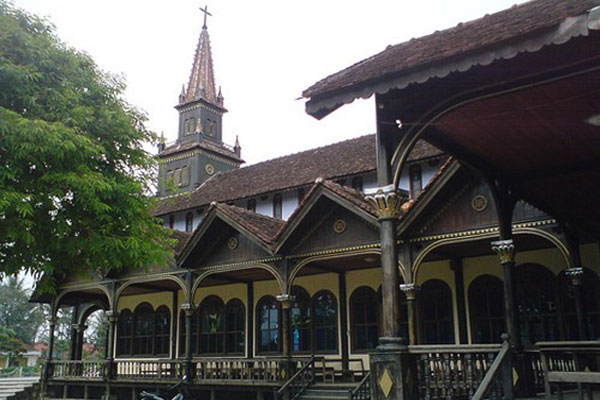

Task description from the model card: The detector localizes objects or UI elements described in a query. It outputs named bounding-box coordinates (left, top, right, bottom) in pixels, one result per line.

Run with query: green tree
left=0, top=326, right=25, bottom=367
left=0, top=276, right=43, bottom=344
left=0, top=2, right=173, bottom=290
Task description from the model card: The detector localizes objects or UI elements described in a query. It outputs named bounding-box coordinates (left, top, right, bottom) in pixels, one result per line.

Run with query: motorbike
left=139, top=376, right=188, bottom=400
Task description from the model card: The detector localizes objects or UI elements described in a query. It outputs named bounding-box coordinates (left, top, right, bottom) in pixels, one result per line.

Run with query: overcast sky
left=14, top=0, right=527, bottom=165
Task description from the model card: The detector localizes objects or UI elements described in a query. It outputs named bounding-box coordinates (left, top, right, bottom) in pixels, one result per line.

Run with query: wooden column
left=69, top=306, right=79, bottom=360
left=183, top=269, right=195, bottom=379
left=277, top=295, right=292, bottom=358
left=400, top=284, right=420, bottom=345
left=171, top=291, right=178, bottom=359
left=566, top=267, right=587, bottom=340
left=247, top=282, right=254, bottom=358
left=338, top=272, right=350, bottom=377
left=491, top=240, right=518, bottom=346
left=47, top=315, right=57, bottom=362
left=451, top=259, right=469, bottom=344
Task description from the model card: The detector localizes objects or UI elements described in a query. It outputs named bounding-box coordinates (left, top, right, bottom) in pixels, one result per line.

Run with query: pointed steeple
left=182, top=20, right=218, bottom=105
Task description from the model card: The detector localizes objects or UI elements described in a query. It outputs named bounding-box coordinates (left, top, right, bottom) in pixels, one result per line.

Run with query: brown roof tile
left=303, top=0, right=596, bottom=100
left=170, top=230, right=193, bottom=255
left=215, top=203, right=285, bottom=245
left=153, top=135, right=442, bottom=216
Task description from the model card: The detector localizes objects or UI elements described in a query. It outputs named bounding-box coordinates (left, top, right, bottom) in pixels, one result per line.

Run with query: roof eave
left=304, top=10, right=595, bottom=119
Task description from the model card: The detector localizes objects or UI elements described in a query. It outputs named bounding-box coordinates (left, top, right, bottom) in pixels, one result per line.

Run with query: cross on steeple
left=200, top=5, right=212, bottom=29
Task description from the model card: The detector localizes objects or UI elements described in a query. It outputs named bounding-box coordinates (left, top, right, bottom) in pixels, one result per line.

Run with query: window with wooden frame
left=168, top=215, right=175, bottom=229
left=291, top=286, right=311, bottom=353
left=185, top=212, right=194, bottom=232
left=420, top=280, right=455, bottom=344
left=117, top=309, right=134, bottom=356
left=133, top=303, right=155, bottom=355
left=409, top=164, right=423, bottom=198
left=225, top=299, right=245, bottom=354
left=154, top=306, right=171, bottom=356
left=350, top=286, right=379, bottom=352
left=469, top=275, right=504, bottom=344
left=199, top=296, right=225, bottom=354
left=312, top=290, right=338, bottom=352
left=246, top=199, right=256, bottom=212
left=257, top=295, right=280, bottom=354
left=273, top=194, right=283, bottom=219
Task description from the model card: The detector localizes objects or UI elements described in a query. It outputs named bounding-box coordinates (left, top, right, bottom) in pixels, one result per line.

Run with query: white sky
left=13, top=0, right=527, bottom=165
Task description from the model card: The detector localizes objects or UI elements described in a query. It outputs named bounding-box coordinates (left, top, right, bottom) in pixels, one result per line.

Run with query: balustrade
left=50, top=360, right=104, bottom=379
left=410, top=344, right=503, bottom=400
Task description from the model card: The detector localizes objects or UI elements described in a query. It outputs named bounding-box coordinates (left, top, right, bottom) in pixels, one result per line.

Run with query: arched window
left=312, top=290, right=338, bottom=352
left=350, top=287, right=379, bottom=352
left=351, top=176, right=363, bottom=192
left=181, top=165, right=190, bottom=186
left=257, top=296, right=280, bottom=353
left=273, top=194, right=283, bottom=219
left=515, top=264, right=559, bottom=345
left=166, top=170, right=174, bottom=185
left=409, top=164, right=423, bottom=198
left=291, top=287, right=311, bottom=353
left=174, top=169, right=182, bottom=187
left=246, top=199, right=256, bottom=212
left=559, top=268, right=600, bottom=340
left=225, top=299, right=245, bottom=354
left=117, top=309, right=133, bottom=356
left=154, top=306, right=171, bottom=356
left=421, top=280, right=455, bottom=344
left=133, top=303, right=155, bottom=355
left=185, top=212, right=194, bottom=232
left=469, top=275, right=505, bottom=344
left=199, top=296, right=225, bottom=354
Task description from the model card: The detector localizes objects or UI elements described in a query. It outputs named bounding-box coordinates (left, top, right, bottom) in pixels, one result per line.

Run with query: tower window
left=409, top=164, right=423, bottom=198
left=174, top=168, right=182, bottom=186
left=273, top=194, right=283, bottom=219
left=181, top=166, right=190, bottom=186
left=166, top=170, right=174, bottom=185
left=185, top=212, right=194, bottom=232
left=351, top=177, right=363, bottom=192
left=246, top=199, right=256, bottom=212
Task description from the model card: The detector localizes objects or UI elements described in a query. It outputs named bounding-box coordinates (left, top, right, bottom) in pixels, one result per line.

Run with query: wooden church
left=37, top=1, right=600, bottom=399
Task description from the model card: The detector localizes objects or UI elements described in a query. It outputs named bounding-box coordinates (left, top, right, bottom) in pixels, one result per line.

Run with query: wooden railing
left=50, top=360, right=104, bottom=379
left=471, top=338, right=512, bottom=400
left=538, top=341, right=600, bottom=399
left=349, top=371, right=371, bottom=400
left=193, top=358, right=283, bottom=382
left=116, top=359, right=180, bottom=380
left=275, top=356, right=315, bottom=400
left=410, top=343, right=503, bottom=400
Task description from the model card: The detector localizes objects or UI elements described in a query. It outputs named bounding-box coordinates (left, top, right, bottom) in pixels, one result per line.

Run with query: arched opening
left=257, top=295, right=280, bottom=354
left=133, top=303, right=155, bottom=356
left=117, top=309, right=134, bottom=356
left=515, top=263, right=559, bottom=346
left=154, top=306, right=171, bottom=356
left=312, top=290, right=338, bottom=352
left=199, top=296, right=225, bottom=354
left=290, top=286, right=311, bottom=353
left=225, top=299, right=245, bottom=354
left=350, top=286, right=379, bottom=352
left=469, top=275, right=504, bottom=344
left=420, top=279, right=455, bottom=344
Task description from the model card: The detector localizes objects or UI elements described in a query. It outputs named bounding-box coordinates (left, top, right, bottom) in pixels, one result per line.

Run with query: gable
left=284, top=200, right=379, bottom=255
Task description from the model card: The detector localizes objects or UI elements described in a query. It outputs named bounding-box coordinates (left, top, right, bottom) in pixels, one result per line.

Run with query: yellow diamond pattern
left=379, top=368, right=394, bottom=398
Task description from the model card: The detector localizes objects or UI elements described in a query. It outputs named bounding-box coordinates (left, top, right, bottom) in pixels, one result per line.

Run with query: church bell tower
left=157, top=6, right=243, bottom=197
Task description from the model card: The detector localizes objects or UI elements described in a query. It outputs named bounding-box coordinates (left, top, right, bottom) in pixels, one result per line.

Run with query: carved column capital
left=491, top=239, right=515, bottom=264
left=276, top=294, right=296, bottom=309
left=181, top=303, right=196, bottom=317
left=565, top=267, right=584, bottom=286
left=105, top=310, right=119, bottom=323
left=365, top=185, right=407, bottom=220
left=400, top=283, right=421, bottom=300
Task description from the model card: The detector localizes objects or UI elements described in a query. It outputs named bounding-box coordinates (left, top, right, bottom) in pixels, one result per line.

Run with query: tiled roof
left=153, top=134, right=442, bottom=216
left=159, top=138, right=242, bottom=161
left=215, top=203, right=285, bottom=245
left=303, top=0, right=597, bottom=100
left=170, top=230, right=192, bottom=255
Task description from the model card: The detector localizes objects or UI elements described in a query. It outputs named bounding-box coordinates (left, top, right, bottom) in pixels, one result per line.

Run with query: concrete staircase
left=0, top=377, right=40, bottom=400
left=299, top=382, right=356, bottom=400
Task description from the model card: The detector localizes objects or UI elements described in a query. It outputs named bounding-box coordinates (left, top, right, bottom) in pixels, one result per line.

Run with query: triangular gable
left=275, top=180, right=379, bottom=254
left=178, top=204, right=282, bottom=268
